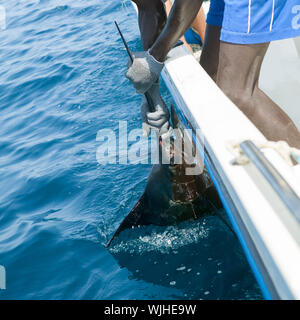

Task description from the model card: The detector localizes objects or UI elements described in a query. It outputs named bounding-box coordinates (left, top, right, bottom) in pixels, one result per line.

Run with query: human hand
left=126, top=50, right=164, bottom=94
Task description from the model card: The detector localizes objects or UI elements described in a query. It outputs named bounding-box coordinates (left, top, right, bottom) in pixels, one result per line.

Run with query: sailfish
left=105, top=103, right=223, bottom=247
left=106, top=23, right=224, bottom=247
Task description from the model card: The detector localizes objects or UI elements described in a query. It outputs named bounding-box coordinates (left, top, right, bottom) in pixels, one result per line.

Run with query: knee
left=218, top=83, right=255, bottom=117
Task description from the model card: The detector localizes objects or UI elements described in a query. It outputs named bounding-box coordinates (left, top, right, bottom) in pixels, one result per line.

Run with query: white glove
left=140, top=83, right=172, bottom=140
left=126, top=50, right=164, bottom=94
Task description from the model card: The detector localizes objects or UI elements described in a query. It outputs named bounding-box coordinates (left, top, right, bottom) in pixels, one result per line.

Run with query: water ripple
left=0, top=0, right=262, bottom=300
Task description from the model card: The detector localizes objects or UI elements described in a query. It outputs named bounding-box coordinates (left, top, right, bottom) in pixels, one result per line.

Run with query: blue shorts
left=207, top=0, right=300, bottom=44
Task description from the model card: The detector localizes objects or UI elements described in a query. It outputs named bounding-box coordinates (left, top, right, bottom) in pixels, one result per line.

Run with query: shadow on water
left=107, top=213, right=263, bottom=300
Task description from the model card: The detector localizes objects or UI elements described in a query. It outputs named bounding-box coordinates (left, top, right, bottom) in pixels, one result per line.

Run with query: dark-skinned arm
left=126, top=0, right=203, bottom=94
left=150, top=0, right=203, bottom=62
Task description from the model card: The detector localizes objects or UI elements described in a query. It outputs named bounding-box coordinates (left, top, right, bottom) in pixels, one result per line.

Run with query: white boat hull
left=131, top=3, right=300, bottom=300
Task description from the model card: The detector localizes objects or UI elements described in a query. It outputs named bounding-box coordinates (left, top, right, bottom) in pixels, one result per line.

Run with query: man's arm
left=149, top=0, right=203, bottom=62
left=126, top=0, right=203, bottom=94
left=127, top=0, right=172, bottom=139
left=133, top=0, right=167, bottom=50
left=125, top=0, right=202, bottom=139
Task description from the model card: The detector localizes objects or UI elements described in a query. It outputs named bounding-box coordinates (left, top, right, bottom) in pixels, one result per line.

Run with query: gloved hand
left=126, top=50, right=164, bottom=94
left=140, top=83, right=172, bottom=140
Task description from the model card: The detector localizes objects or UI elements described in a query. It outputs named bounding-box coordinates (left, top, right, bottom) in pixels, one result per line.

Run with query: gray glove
left=140, top=83, right=172, bottom=140
left=126, top=50, right=164, bottom=94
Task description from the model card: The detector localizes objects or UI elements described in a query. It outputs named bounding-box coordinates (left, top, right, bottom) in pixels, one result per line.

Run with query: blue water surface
left=0, top=0, right=263, bottom=300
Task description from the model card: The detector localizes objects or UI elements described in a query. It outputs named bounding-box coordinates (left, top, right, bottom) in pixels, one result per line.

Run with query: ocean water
left=0, top=0, right=263, bottom=300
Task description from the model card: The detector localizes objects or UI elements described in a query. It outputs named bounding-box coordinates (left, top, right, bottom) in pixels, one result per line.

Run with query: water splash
left=109, top=219, right=209, bottom=255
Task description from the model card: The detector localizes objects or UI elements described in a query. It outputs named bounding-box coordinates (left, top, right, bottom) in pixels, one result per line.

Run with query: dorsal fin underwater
left=105, top=106, right=224, bottom=248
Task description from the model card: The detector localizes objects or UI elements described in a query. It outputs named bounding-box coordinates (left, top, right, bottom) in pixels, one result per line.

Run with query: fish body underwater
left=106, top=106, right=223, bottom=247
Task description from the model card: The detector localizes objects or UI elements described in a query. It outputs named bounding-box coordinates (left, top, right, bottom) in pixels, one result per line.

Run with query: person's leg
left=199, top=0, right=224, bottom=81
left=132, top=0, right=167, bottom=50
left=199, top=24, right=221, bottom=81
left=216, top=41, right=300, bottom=148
